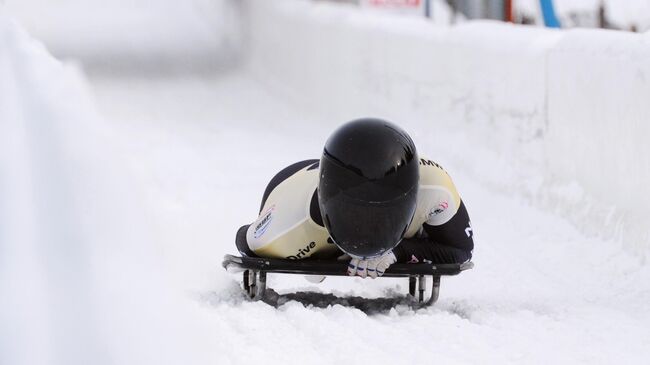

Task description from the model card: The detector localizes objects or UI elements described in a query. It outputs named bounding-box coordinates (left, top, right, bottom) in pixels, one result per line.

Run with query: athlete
left=235, top=118, right=473, bottom=278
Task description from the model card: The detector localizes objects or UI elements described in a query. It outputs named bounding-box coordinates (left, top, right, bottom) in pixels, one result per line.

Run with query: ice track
left=89, top=72, right=650, bottom=364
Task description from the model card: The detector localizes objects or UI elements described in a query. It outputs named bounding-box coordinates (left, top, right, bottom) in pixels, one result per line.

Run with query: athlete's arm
left=393, top=201, right=473, bottom=264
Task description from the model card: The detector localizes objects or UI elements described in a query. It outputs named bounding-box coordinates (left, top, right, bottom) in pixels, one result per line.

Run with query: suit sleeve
left=393, top=200, right=473, bottom=264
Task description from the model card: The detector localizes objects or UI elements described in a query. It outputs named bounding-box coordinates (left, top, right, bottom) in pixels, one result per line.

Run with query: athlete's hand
left=347, top=251, right=397, bottom=279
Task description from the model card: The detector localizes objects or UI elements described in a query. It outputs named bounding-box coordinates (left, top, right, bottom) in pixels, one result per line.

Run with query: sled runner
left=222, top=254, right=473, bottom=307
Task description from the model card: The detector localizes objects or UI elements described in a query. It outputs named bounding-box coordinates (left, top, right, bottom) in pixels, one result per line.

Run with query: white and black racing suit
left=236, top=158, right=473, bottom=264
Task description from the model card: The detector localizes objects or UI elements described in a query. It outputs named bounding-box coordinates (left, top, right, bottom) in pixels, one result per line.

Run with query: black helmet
left=318, top=118, right=419, bottom=258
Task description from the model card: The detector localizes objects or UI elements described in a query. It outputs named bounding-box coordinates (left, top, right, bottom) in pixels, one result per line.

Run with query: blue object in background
left=539, top=0, right=561, bottom=28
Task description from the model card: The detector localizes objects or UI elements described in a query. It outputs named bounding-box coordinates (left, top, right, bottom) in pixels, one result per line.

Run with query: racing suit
left=237, top=157, right=473, bottom=264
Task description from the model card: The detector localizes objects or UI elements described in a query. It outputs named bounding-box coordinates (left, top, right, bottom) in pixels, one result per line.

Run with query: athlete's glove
left=347, top=251, right=397, bottom=279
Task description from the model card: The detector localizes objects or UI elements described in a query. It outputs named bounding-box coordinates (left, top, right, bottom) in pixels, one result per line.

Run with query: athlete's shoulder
left=259, top=159, right=319, bottom=211
left=418, top=156, right=448, bottom=172
left=417, top=156, right=455, bottom=187
left=246, top=159, right=327, bottom=258
left=409, top=155, right=462, bottom=229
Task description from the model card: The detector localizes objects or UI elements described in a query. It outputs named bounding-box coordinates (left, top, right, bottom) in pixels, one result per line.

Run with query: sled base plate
left=222, top=254, right=473, bottom=307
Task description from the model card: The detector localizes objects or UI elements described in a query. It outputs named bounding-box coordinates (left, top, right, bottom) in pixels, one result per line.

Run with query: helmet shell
left=318, top=118, right=419, bottom=258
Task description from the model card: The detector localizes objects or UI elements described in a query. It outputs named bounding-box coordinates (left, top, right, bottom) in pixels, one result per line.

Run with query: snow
left=2, top=0, right=244, bottom=74
left=0, top=14, right=213, bottom=365
left=2, top=1, right=650, bottom=364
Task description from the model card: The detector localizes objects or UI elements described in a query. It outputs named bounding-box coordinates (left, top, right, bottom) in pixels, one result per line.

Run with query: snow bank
left=4, top=0, right=244, bottom=74
left=0, top=14, right=212, bottom=365
left=545, top=30, right=650, bottom=254
left=245, top=0, right=650, bottom=257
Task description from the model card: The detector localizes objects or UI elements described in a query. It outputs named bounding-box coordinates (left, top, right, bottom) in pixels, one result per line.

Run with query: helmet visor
left=320, top=149, right=417, bottom=203
left=319, top=185, right=417, bottom=258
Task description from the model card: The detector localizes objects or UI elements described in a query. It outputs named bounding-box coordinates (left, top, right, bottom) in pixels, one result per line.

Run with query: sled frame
left=223, top=254, right=473, bottom=307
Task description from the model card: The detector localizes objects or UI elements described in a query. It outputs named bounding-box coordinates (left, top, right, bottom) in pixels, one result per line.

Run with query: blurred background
left=338, top=0, right=649, bottom=31
left=4, top=0, right=244, bottom=74
left=4, top=0, right=649, bottom=76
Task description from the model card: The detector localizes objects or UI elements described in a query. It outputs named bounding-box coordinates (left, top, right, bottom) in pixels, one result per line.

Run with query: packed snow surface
left=2, top=1, right=650, bottom=364
left=89, top=71, right=650, bottom=365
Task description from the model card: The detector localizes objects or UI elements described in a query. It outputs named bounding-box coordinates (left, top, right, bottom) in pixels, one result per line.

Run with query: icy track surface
left=88, top=72, right=650, bottom=364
